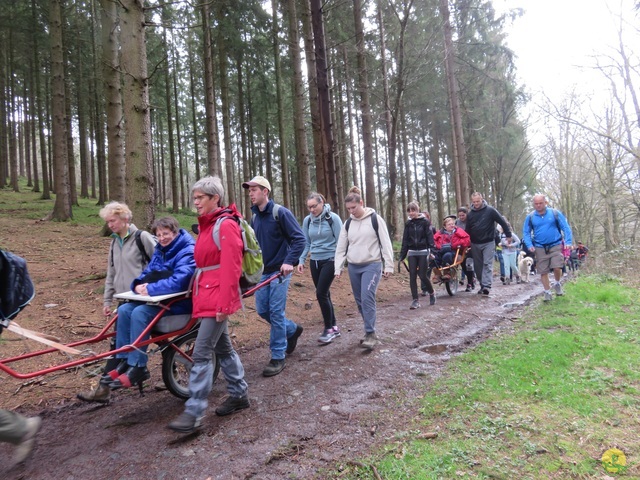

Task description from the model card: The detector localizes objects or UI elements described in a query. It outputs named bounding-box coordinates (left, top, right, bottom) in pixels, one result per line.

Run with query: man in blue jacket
left=243, top=176, right=306, bottom=377
left=522, top=194, right=573, bottom=301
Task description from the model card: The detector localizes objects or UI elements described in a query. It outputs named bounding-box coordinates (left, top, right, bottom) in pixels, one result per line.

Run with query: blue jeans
left=347, top=262, right=382, bottom=334
left=185, top=317, right=248, bottom=419
left=254, top=273, right=298, bottom=360
left=115, top=301, right=162, bottom=367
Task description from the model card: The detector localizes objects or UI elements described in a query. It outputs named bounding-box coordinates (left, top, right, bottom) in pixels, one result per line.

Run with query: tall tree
left=49, top=0, right=72, bottom=220
left=120, top=0, right=154, bottom=228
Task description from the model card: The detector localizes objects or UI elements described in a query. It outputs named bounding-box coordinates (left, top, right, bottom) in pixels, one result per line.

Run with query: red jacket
left=192, top=205, right=244, bottom=318
left=434, top=227, right=471, bottom=250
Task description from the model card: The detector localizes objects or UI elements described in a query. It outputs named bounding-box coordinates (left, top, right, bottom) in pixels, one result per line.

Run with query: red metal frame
left=0, top=295, right=199, bottom=380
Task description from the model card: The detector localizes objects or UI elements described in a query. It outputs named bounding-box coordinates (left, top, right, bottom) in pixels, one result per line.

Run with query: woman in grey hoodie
left=297, top=193, right=343, bottom=344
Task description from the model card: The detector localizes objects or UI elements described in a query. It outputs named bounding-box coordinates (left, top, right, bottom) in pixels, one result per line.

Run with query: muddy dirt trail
left=0, top=216, right=544, bottom=479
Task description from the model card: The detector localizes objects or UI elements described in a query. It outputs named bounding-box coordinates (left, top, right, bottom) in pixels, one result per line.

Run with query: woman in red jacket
left=168, top=176, right=249, bottom=434
left=434, top=215, right=471, bottom=266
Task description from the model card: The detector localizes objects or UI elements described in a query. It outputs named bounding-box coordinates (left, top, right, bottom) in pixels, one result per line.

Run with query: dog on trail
left=518, top=251, right=534, bottom=282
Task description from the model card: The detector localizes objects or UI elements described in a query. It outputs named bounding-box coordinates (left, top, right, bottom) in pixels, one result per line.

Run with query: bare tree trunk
left=172, top=49, right=186, bottom=210
left=188, top=41, right=201, bottom=182
left=100, top=0, right=125, bottom=201
left=342, top=46, right=359, bottom=190
left=28, top=61, right=40, bottom=193
left=271, top=0, right=291, bottom=207
left=49, top=0, right=72, bottom=220
left=161, top=11, right=178, bottom=213
left=216, top=2, right=237, bottom=205
left=120, top=0, right=154, bottom=228
left=200, top=2, right=220, bottom=176
left=300, top=0, right=324, bottom=195
left=9, top=29, right=19, bottom=192
left=439, top=0, right=469, bottom=205
left=285, top=0, right=311, bottom=214
left=236, top=55, right=247, bottom=212
left=310, top=0, right=337, bottom=209
left=352, top=0, right=376, bottom=208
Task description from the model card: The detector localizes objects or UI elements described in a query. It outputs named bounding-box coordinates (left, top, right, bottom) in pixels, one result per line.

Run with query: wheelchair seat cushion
left=153, top=314, right=193, bottom=333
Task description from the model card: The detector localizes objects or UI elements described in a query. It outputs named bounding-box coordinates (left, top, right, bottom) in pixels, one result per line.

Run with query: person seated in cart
left=432, top=215, right=471, bottom=273
left=78, top=202, right=156, bottom=403
left=106, top=216, right=196, bottom=391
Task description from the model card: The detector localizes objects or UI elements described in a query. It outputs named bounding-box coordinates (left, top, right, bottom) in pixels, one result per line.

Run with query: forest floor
left=0, top=214, right=545, bottom=479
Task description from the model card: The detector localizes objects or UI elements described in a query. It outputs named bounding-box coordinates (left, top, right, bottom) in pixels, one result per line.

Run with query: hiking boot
left=554, top=282, right=564, bottom=296
left=429, top=294, right=436, bottom=306
left=109, top=365, right=150, bottom=391
left=360, top=332, right=379, bottom=350
left=318, top=328, right=338, bottom=344
left=481, top=288, right=490, bottom=296
left=286, top=325, right=304, bottom=355
left=543, top=291, right=553, bottom=302
left=76, top=383, right=111, bottom=404
left=263, top=359, right=286, bottom=377
left=14, top=417, right=42, bottom=464
left=167, top=412, right=202, bottom=434
left=410, top=299, right=420, bottom=310
left=215, top=395, right=250, bottom=416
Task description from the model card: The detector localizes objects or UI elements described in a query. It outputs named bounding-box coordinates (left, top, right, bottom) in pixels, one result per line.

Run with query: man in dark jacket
left=243, top=176, right=306, bottom=377
left=465, top=193, right=512, bottom=295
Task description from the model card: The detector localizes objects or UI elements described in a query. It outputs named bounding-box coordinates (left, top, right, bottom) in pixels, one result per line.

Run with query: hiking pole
left=241, top=273, right=284, bottom=298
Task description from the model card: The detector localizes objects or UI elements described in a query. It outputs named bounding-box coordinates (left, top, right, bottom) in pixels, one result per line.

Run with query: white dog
left=518, top=251, right=533, bottom=282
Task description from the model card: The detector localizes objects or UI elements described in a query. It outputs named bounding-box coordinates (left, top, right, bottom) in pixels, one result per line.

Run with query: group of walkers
left=0, top=179, right=580, bottom=462
left=73, top=175, right=396, bottom=434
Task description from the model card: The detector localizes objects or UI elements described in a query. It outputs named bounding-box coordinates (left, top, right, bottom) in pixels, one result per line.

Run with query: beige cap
left=242, top=175, right=271, bottom=191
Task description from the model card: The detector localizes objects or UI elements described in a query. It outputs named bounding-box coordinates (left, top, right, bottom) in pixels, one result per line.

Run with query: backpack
left=110, top=229, right=151, bottom=268
left=0, top=249, right=35, bottom=323
left=345, top=212, right=383, bottom=264
left=252, top=203, right=287, bottom=240
left=304, top=212, right=335, bottom=239
left=527, top=208, right=562, bottom=246
left=213, top=211, right=264, bottom=289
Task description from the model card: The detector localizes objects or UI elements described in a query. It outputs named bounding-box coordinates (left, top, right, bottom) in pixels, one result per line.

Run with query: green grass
left=342, top=277, right=640, bottom=479
left=0, top=178, right=197, bottom=231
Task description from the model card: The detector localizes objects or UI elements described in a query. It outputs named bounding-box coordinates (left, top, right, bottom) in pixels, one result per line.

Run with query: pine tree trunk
left=49, top=0, right=72, bottom=220
left=352, top=0, right=376, bottom=208
left=285, top=0, right=311, bottom=214
left=120, top=0, right=154, bottom=228
left=200, top=2, right=220, bottom=176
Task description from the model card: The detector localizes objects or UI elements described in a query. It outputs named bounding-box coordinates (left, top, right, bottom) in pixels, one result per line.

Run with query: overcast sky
left=495, top=0, right=635, bottom=102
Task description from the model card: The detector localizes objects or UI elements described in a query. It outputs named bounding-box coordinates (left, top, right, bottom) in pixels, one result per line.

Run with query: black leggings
left=409, top=255, right=434, bottom=299
left=310, top=258, right=337, bottom=330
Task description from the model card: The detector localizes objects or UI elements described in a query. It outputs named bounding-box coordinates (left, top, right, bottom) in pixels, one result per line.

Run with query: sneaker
left=429, top=294, right=436, bottom=305
left=481, top=288, right=490, bottom=296
left=263, top=359, right=286, bottom=377
left=286, top=325, right=304, bottom=355
left=14, top=417, right=42, bottom=464
left=420, top=290, right=428, bottom=297
left=330, top=326, right=341, bottom=337
left=318, top=328, right=337, bottom=344
left=465, top=284, right=473, bottom=292
left=554, top=282, right=564, bottom=296
left=360, top=332, right=379, bottom=350
left=215, top=395, right=250, bottom=417
left=167, top=412, right=202, bottom=434
left=543, top=290, right=553, bottom=302
left=516, top=277, right=521, bottom=284
left=410, top=299, right=420, bottom=310
left=76, top=383, right=111, bottom=404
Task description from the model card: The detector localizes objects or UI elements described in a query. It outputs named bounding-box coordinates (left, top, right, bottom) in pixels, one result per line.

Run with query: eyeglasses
left=193, top=194, right=210, bottom=202
left=307, top=203, right=319, bottom=210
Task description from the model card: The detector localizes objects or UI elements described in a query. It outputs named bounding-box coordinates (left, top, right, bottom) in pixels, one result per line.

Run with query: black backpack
left=0, top=249, right=35, bottom=324
left=345, top=212, right=383, bottom=264
left=110, top=229, right=152, bottom=268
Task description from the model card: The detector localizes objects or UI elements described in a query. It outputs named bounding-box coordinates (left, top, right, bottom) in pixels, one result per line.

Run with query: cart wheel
left=161, top=330, right=220, bottom=399
left=445, top=268, right=459, bottom=296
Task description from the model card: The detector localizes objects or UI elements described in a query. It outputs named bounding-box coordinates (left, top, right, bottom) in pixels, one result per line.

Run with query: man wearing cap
left=465, top=192, right=512, bottom=296
left=242, top=176, right=306, bottom=377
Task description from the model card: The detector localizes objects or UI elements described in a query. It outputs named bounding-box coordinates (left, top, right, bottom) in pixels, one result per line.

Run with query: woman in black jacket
left=399, top=202, right=436, bottom=309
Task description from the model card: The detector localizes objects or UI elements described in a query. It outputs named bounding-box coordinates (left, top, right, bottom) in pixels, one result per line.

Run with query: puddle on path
left=421, top=344, right=449, bottom=355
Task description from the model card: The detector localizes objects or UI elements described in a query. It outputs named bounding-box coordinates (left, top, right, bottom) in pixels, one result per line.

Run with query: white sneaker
left=554, top=282, right=564, bottom=296
left=543, top=291, right=553, bottom=302
left=14, top=417, right=42, bottom=464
